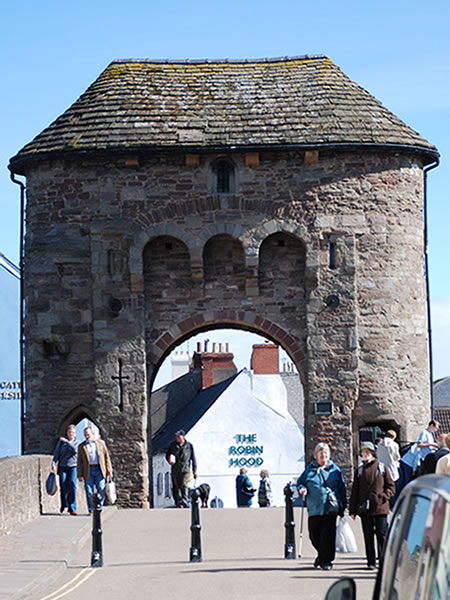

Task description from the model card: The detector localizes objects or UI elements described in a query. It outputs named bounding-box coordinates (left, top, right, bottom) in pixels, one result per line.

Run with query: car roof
left=399, top=474, right=450, bottom=504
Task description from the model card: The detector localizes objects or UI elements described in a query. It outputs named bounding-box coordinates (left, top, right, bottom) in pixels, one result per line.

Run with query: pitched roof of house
left=435, top=409, right=450, bottom=434
left=434, top=376, right=450, bottom=409
left=152, top=371, right=239, bottom=452
left=9, top=55, right=438, bottom=173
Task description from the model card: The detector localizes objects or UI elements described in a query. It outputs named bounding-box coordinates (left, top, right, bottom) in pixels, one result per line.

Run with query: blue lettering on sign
left=234, top=434, right=257, bottom=443
left=229, top=457, right=264, bottom=467
left=0, top=381, right=21, bottom=389
left=228, top=445, right=263, bottom=456
left=0, top=391, right=22, bottom=399
left=228, top=433, right=264, bottom=468
left=0, top=382, right=22, bottom=400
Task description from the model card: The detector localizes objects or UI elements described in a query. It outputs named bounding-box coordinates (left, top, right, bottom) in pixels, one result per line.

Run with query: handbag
left=320, top=470, right=341, bottom=516
left=355, top=463, right=381, bottom=515
left=336, top=517, right=358, bottom=553
left=242, top=482, right=256, bottom=497
left=46, top=471, right=57, bottom=496
left=105, top=477, right=117, bottom=504
left=356, top=499, right=371, bottom=515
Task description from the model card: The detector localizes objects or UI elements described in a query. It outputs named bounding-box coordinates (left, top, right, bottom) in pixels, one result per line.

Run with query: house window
left=157, top=473, right=163, bottom=496
left=164, top=472, right=171, bottom=498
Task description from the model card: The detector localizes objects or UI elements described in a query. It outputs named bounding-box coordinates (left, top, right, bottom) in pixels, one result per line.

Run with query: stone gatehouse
left=9, top=55, right=438, bottom=506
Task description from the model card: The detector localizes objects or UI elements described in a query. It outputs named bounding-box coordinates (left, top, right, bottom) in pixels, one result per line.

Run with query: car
left=325, top=474, right=450, bottom=600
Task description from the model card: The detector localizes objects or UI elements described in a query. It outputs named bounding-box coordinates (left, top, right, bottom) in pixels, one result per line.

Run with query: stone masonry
left=9, top=56, right=439, bottom=505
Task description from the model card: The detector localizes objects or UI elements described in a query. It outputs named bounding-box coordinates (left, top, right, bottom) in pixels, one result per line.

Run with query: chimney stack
left=251, top=342, right=279, bottom=374
left=191, top=342, right=237, bottom=388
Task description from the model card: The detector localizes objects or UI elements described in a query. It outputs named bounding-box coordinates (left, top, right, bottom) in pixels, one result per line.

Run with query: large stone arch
left=147, top=311, right=306, bottom=382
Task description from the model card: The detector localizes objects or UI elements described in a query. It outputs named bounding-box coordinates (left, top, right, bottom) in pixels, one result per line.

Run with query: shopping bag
left=105, top=478, right=117, bottom=504
left=46, top=471, right=57, bottom=496
left=336, top=517, right=357, bottom=553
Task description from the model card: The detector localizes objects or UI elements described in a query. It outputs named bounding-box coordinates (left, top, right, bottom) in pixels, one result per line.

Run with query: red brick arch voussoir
left=148, top=311, right=305, bottom=369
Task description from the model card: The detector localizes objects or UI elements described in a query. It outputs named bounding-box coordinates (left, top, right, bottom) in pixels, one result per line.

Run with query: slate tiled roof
left=152, top=372, right=239, bottom=452
left=434, top=376, right=450, bottom=409
left=435, top=409, right=450, bottom=434
left=9, top=55, right=438, bottom=172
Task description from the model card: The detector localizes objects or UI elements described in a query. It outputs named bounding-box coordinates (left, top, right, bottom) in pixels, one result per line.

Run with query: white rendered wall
left=153, top=370, right=304, bottom=508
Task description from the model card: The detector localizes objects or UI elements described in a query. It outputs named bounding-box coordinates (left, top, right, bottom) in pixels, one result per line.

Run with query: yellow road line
left=39, top=568, right=96, bottom=600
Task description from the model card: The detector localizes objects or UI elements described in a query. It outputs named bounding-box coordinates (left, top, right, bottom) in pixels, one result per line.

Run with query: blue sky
left=1, top=0, right=449, bottom=394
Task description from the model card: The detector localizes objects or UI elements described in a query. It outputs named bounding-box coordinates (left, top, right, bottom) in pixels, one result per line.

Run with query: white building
left=0, top=252, right=21, bottom=457
left=152, top=343, right=305, bottom=508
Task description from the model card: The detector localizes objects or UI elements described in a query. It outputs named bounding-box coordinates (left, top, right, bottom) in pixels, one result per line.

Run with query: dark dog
left=197, top=483, right=211, bottom=508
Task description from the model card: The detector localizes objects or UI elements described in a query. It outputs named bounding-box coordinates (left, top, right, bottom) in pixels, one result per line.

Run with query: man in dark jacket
left=349, top=442, right=395, bottom=570
left=166, top=430, right=197, bottom=507
left=421, top=433, right=450, bottom=474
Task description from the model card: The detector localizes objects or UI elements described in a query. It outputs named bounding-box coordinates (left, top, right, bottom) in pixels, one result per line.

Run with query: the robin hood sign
left=228, top=433, right=264, bottom=468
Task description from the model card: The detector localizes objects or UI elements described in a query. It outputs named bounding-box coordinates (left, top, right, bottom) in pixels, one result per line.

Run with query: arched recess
left=258, top=232, right=306, bottom=299
left=203, top=234, right=246, bottom=298
left=57, top=404, right=102, bottom=438
left=143, top=236, right=192, bottom=307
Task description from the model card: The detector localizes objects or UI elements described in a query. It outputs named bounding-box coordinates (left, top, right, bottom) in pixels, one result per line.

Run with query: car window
left=385, top=493, right=450, bottom=600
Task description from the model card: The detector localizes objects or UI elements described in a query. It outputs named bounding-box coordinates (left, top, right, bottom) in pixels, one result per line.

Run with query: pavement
left=0, top=507, right=377, bottom=600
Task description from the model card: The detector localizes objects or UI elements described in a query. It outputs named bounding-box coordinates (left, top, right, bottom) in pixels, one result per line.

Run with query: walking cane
left=298, top=498, right=305, bottom=558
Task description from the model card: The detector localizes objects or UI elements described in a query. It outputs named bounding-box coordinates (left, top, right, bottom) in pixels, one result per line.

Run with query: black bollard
left=189, top=488, right=202, bottom=562
left=284, top=483, right=296, bottom=559
left=91, top=493, right=103, bottom=567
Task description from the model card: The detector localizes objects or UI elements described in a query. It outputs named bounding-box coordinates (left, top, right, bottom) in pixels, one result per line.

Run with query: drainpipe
left=10, top=172, right=26, bottom=455
left=423, top=160, right=439, bottom=419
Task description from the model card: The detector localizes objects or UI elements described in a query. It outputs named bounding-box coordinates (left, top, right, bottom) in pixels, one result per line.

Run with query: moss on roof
left=9, top=55, right=438, bottom=172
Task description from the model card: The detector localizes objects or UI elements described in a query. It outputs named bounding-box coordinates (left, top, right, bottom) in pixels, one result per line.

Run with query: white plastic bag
left=336, top=517, right=357, bottom=553
left=105, top=478, right=117, bottom=504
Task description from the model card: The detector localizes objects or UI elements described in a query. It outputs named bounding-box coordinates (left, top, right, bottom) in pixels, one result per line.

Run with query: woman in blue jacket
left=236, top=467, right=256, bottom=507
left=297, top=442, right=347, bottom=570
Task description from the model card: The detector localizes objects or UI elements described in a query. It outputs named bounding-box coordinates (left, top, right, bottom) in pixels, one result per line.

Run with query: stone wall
left=0, top=455, right=87, bottom=535
left=22, top=148, right=430, bottom=504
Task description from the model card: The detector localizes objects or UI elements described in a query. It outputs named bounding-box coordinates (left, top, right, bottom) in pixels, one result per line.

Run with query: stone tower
left=9, top=55, right=438, bottom=506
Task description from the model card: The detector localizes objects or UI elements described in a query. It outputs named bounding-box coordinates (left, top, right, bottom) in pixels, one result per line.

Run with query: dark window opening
left=217, top=161, right=231, bottom=193
left=329, top=242, right=336, bottom=269
left=277, top=239, right=286, bottom=247
left=165, top=242, right=173, bottom=250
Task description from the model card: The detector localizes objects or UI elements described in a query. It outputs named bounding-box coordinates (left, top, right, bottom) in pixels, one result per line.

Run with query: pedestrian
left=349, top=442, right=395, bottom=570
left=296, top=442, right=347, bottom=571
left=166, top=429, right=197, bottom=508
left=416, top=420, right=440, bottom=463
left=52, top=424, right=80, bottom=515
left=77, top=426, right=113, bottom=513
left=236, top=467, right=256, bottom=507
left=435, top=434, right=450, bottom=475
left=396, top=442, right=421, bottom=497
left=396, top=420, right=440, bottom=497
left=258, top=469, right=273, bottom=507
left=376, top=430, right=400, bottom=483
left=421, top=433, right=450, bottom=474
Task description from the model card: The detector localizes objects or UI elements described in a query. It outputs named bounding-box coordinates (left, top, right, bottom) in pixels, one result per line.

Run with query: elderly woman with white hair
left=297, top=442, right=347, bottom=570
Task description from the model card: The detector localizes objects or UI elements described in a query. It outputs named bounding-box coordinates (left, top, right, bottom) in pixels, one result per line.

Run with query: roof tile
left=10, top=56, right=438, bottom=171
